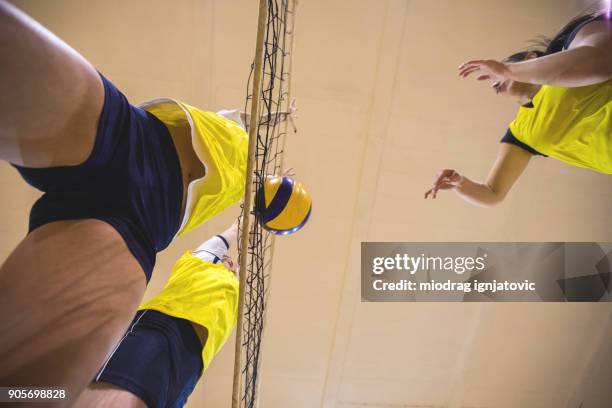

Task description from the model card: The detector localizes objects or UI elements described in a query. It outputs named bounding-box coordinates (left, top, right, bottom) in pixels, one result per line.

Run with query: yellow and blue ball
left=255, top=175, right=311, bottom=235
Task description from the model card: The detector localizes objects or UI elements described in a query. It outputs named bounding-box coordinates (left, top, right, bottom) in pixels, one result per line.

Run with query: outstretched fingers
left=425, top=169, right=460, bottom=199
left=458, top=62, right=485, bottom=78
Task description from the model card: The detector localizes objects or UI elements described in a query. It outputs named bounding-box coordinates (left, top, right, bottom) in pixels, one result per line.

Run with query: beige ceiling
left=2, top=1, right=612, bottom=407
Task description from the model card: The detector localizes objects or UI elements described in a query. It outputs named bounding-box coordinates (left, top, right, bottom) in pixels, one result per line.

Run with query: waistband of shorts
left=135, top=310, right=199, bottom=342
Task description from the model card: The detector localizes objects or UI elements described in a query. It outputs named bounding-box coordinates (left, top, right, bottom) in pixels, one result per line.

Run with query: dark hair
left=505, top=1, right=610, bottom=62
left=503, top=49, right=546, bottom=63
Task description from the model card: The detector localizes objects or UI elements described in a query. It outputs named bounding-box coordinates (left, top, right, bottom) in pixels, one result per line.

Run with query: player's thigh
left=0, top=1, right=104, bottom=168
left=0, top=219, right=146, bottom=405
left=73, top=382, right=147, bottom=408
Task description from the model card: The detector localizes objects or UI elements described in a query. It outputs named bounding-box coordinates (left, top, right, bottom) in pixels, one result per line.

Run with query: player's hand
left=424, top=169, right=463, bottom=199
left=282, top=167, right=296, bottom=178
left=458, top=59, right=513, bottom=83
left=222, top=255, right=239, bottom=278
left=289, top=97, right=298, bottom=116
left=288, top=98, right=298, bottom=133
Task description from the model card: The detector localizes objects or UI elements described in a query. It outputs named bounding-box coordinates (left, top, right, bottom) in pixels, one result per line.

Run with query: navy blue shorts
left=13, top=74, right=183, bottom=281
left=95, top=310, right=204, bottom=408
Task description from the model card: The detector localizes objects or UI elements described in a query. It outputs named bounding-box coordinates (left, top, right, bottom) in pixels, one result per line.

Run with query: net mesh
left=235, top=0, right=296, bottom=406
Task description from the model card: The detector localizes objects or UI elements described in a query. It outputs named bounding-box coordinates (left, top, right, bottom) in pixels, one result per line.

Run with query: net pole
left=232, top=1, right=268, bottom=407
left=254, top=2, right=297, bottom=405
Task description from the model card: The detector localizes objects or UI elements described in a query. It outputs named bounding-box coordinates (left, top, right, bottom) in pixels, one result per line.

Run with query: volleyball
left=255, top=175, right=312, bottom=235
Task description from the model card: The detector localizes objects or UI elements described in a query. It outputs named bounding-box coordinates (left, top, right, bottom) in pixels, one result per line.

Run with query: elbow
left=578, top=49, right=612, bottom=85
left=481, top=184, right=507, bottom=207
left=461, top=190, right=506, bottom=208
left=604, top=60, right=612, bottom=82
left=485, top=198, right=505, bottom=207
left=597, top=47, right=612, bottom=82
left=551, top=47, right=612, bottom=86
left=476, top=196, right=505, bottom=208
left=591, top=59, right=612, bottom=84
left=456, top=182, right=508, bottom=207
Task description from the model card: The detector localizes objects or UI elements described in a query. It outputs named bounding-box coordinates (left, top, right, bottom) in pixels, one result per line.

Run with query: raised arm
left=425, top=144, right=532, bottom=207
left=508, top=20, right=612, bottom=86
left=192, top=219, right=239, bottom=265
left=459, top=20, right=612, bottom=87
left=241, top=98, right=298, bottom=132
left=219, top=219, right=239, bottom=247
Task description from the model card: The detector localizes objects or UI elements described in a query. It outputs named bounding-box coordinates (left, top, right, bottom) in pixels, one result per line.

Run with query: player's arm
left=188, top=220, right=241, bottom=350
left=459, top=20, right=612, bottom=87
left=508, top=20, right=612, bottom=86
left=425, top=144, right=532, bottom=206
left=240, top=98, right=297, bottom=131
left=192, top=220, right=239, bottom=264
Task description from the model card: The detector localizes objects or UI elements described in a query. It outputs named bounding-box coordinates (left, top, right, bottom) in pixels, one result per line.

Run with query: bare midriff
left=165, top=124, right=206, bottom=224
left=192, top=323, right=209, bottom=348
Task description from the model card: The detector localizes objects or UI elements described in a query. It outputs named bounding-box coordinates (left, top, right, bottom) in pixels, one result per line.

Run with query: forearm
left=453, top=176, right=504, bottom=207
left=242, top=111, right=291, bottom=127
left=508, top=46, right=612, bottom=87
left=219, top=223, right=239, bottom=247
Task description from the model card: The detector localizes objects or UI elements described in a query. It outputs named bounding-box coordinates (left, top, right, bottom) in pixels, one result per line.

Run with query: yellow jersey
left=140, top=99, right=248, bottom=235
left=138, top=251, right=239, bottom=371
left=509, top=79, right=612, bottom=173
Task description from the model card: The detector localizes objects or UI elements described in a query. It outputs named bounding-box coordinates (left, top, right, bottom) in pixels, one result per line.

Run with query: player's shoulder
left=567, top=15, right=611, bottom=49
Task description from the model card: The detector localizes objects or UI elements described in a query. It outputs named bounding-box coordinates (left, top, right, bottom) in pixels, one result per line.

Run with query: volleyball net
left=232, top=0, right=297, bottom=407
